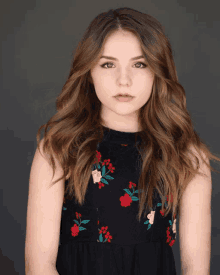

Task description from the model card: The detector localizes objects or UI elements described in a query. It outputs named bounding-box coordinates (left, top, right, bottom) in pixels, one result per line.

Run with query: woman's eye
left=100, top=62, right=147, bottom=69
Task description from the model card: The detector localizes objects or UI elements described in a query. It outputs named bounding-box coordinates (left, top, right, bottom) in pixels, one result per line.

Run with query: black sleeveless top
left=56, top=126, right=177, bottom=275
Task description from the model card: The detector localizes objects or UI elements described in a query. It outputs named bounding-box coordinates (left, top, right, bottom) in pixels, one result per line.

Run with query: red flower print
left=120, top=193, right=132, bottom=207
left=166, top=226, right=176, bottom=247
left=95, top=150, right=101, bottom=163
left=76, top=212, right=82, bottom=219
left=71, top=224, right=80, bottom=237
left=105, top=232, right=113, bottom=242
left=129, top=181, right=136, bottom=188
left=160, top=209, right=165, bottom=216
left=102, top=159, right=115, bottom=173
left=166, top=227, right=171, bottom=241
left=169, top=239, right=175, bottom=247
left=98, top=181, right=105, bottom=189
left=102, top=158, right=110, bottom=165
left=119, top=181, right=139, bottom=207
left=98, top=225, right=113, bottom=243
left=71, top=212, right=90, bottom=237
left=99, top=226, right=108, bottom=234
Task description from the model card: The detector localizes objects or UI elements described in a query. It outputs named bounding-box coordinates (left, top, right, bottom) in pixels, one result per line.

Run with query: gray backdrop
left=1, top=0, right=220, bottom=274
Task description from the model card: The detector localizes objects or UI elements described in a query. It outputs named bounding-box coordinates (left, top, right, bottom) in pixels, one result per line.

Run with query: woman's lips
left=114, top=96, right=134, bottom=102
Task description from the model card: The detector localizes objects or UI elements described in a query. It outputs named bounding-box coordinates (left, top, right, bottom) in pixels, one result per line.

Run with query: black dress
left=56, top=126, right=177, bottom=275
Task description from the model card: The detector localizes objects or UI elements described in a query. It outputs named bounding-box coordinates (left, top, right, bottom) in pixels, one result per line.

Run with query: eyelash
left=100, top=62, right=147, bottom=69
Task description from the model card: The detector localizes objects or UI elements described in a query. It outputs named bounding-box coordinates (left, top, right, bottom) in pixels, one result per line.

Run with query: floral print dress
left=56, top=126, right=177, bottom=275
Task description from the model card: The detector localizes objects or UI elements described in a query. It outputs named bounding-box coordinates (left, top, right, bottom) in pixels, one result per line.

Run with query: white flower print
left=147, top=210, right=155, bottom=224
left=92, top=169, right=102, bottom=184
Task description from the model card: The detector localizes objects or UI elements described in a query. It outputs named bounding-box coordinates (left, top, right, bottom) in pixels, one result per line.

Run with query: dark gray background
left=1, top=0, right=220, bottom=274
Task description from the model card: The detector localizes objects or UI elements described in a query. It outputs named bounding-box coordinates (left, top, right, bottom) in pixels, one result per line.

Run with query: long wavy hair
left=36, top=7, right=220, bottom=222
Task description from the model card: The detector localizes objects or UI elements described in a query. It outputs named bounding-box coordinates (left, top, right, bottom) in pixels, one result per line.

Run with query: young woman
left=25, top=7, right=220, bottom=275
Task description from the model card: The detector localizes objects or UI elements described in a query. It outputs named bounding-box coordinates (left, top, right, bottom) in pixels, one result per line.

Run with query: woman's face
left=90, top=30, right=154, bottom=132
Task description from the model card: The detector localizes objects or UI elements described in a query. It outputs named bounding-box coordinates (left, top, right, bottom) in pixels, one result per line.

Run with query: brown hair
left=36, top=7, right=220, bottom=222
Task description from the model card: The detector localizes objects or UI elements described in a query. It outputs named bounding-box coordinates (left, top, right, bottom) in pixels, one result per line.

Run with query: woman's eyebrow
left=100, top=55, right=144, bottom=61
